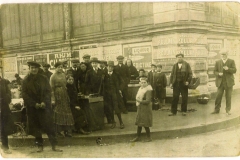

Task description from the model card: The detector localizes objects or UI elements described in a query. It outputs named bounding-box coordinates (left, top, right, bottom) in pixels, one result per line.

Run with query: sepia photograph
left=0, top=0, right=240, bottom=158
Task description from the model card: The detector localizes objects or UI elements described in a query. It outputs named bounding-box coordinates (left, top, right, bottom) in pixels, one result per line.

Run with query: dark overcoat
left=0, top=78, right=15, bottom=136
left=22, top=73, right=54, bottom=136
left=78, top=69, right=87, bottom=94
left=103, top=71, right=121, bottom=114
left=85, top=68, right=104, bottom=94
left=42, top=70, right=53, bottom=81
left=114, top=64, right=130, bottom=90
left=128, top=65, right=139, bottom=80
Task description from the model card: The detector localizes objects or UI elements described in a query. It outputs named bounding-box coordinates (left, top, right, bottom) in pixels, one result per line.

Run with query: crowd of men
left=0, top=48, right=237, bottom=154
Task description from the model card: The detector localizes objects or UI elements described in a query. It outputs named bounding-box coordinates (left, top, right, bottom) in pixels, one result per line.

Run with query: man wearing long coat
left=22, top=61, right=62, bottom=152
left=0, top=77, right=15, bottom=154
left=114, top=55, right=130, bottom=113
left=103, top=61, right=124, bottom=129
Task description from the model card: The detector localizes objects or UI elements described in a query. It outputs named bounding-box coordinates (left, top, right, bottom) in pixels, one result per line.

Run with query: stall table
left=78, top=96, right=104, bottom=130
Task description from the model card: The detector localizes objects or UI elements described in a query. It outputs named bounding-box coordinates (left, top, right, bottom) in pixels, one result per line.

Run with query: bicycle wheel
left=11, top=123, right=27, bottom=147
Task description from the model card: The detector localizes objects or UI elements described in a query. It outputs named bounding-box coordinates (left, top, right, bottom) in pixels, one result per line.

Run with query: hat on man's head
left=107, top=61, right=114, bottom=67
left=43, top=63, right=51, bottom=68
left=71, top=59, right=80, bottom=63
left=54, top=62, right=63, bottom=68
left=151, top=64, right=156, bottom=67
left=116, top=55, right=124, bottom=60
left=15, top=73, right=19, bottom=77
left=90, top=57, right=99, bottom=63
left=139, top=68, right=145, bottom=72
left=176, top=53, right=184, bottom=58
left=27, top=61, right=41, bottom=68
left=219, top=48, right=229, bottom=55
left=82, top=54, right=91, bottom=58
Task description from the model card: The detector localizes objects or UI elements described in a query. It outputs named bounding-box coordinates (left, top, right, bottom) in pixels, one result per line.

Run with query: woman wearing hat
left=50, top=62, right=74, bottom=137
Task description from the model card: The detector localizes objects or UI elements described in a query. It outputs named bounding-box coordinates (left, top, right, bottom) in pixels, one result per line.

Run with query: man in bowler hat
left=211, top=49, right=236, bottom=115
left=22, top=61, right=62, bottom=152
left=169, top=53, right=192, bottom=116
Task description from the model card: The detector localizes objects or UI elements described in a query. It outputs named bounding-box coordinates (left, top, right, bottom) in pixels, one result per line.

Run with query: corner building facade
left=0, top=2, right=239, bottom=97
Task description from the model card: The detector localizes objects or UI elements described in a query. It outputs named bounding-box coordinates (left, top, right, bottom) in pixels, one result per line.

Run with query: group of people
left=0, top=48, right=237, bottom=153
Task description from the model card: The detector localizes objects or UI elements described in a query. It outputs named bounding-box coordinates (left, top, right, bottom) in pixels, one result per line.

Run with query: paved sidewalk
left=8, top=92, right=240, bottom=146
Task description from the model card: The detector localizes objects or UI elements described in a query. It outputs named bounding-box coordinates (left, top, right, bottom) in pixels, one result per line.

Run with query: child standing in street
left=153, top=64, right=167, bottom=110
left=130, top=77, right=153, bottom=142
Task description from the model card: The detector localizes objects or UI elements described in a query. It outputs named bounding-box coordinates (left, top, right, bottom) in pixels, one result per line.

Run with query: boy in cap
left=153, top=64, right=167, bottom=110
left=169, top=53, right=192, bottom=116
left=22, top=61, right=62, bottom=152
left=103, top=61, right=125, bottom=129
left=114, top=55, right=130, bottom=114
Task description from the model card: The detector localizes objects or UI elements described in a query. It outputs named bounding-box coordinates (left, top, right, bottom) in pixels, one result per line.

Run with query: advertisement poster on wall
left=49, top=51, right=79, bottom=70
left=3, top=57, right=17, bottom=81
left=34, top=54, right=48, bottom=65
left=123, top=42, right=152, bottom=70
left=17, top=56, right=33, bottom=76
left=103, top=45, right=122, bottom=64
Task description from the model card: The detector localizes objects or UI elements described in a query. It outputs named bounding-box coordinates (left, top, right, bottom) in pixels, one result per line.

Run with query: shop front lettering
left=132, top=46, right=151, bottom=55
left=54, top=52, right=71, bottom=59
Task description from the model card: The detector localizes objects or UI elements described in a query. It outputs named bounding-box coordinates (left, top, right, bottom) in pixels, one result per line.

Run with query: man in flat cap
left=103, top=61, right=125, bottom=129
left=211, top=49, right=236, bottom=115
left=169, top=53, right=192, bottom=116
left=67, top=59, right=80, bottom=92
left=22, top=61, right=62, bottom=152
left=82, top=54, right=92, bottom=71
left=114, top=55, right=130, bottom=114
left=42, top=63, right=53, bottom=81
left=85, top=57, right=104, bottom=94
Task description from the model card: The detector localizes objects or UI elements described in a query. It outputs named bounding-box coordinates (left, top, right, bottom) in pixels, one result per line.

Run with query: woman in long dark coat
left=66, top=75, right=90, bottom=134
left=50, top=62, right=74, bottom=137
left=130, top=77, right=153, bottom=142
left=0, top=77, right=14, bottom=154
